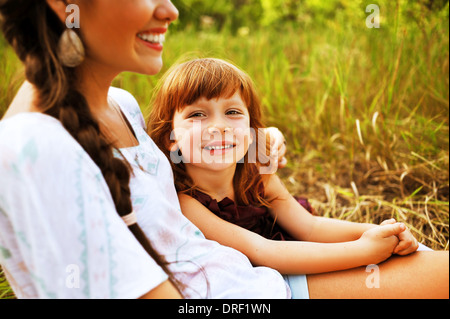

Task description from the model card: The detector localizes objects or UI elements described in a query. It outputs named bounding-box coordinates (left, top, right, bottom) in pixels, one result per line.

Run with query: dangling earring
left=57, top=29, right=85, bottom=68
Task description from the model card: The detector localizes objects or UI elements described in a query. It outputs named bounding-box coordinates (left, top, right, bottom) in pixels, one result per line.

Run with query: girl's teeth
left=206, top=145, right=234, bottom=150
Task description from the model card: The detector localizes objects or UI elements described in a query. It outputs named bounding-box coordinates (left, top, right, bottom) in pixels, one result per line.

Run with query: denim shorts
left=284, top=274, right=310, bottom=299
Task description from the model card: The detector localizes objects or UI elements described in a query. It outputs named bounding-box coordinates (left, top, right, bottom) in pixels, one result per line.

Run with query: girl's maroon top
left=190, top=189, right=314, bottom=241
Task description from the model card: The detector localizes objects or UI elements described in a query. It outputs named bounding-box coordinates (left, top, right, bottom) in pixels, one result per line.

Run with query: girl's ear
left=46, top=0, right=70, bottom=24
left=165, top=138, right=179, bottom=153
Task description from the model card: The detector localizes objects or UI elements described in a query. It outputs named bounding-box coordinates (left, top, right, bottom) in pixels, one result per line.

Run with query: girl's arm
left=178, top=193, right=403, bottom=275
left=264, top=174, right=375, bottom=243
left=265, top=174, right=418, bottom=255
left=139, top=280, right=182, bottom=299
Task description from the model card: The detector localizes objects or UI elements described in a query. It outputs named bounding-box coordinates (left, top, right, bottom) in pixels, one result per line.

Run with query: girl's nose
left=154, top=0, right=179, bottom=23
left=207, top=125, right=231, bottom=135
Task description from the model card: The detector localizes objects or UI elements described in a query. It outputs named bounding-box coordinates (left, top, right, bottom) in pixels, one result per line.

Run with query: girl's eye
left=188, top=112, right=205, bottom=118
left=226, top=109, right=242, bottom=115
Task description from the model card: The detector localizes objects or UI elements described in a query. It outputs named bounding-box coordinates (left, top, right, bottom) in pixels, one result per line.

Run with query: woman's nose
left=154, top=0, right=179, bottom=23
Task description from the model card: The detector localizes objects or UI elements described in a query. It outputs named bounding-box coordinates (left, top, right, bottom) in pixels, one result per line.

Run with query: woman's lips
left=137, top=28, right=167, bottom=51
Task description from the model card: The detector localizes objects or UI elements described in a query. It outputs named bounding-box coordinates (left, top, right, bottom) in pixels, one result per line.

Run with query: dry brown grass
left=280, top=152, right=449, bottom=250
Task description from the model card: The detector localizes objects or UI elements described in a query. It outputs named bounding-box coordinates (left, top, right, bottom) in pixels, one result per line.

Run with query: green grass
left=1, top=4, right=448, bottom=298
left=0, top=268, right=14, bottom=299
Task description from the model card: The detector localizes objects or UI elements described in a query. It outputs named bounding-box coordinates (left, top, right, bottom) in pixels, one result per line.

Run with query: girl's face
left=171, top=92, right=254, bottom=172
left=77, top=0, right=178, bottom=76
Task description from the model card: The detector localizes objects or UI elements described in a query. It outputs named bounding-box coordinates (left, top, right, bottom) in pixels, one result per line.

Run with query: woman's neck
left=77, top=62, right=119, bottom=115
left=186, top=164, right=236, bottom=202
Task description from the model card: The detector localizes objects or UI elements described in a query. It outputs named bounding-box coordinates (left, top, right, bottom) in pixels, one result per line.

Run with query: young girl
left=148, top=58, right=449, bottom=298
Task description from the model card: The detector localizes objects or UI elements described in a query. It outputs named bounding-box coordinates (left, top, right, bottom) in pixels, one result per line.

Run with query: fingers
left=394, top=239, right=410, bottom=254
left=377, top=223, right=406, bottom=238
left=379, top=220, right=420, bottom=255
left=266, top=127, right=283, bottom=147
left=265, top=127, right=288, bottom=169
left=274, top=141, right=287, bottom=169
left=278, top=156, right=287, bottom=169
left=394, top=235, right=419, bottom=255
left=380, top=218, right=396, bottom=226
left=395, top=244, right=415, bottom=255
left=276, top=141, right=286, bottom=159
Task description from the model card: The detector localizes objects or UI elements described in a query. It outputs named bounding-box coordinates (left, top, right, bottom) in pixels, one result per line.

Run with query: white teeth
left=137, top=33, right=165, bottom=44
left=205, top=145, right=234, bottom=151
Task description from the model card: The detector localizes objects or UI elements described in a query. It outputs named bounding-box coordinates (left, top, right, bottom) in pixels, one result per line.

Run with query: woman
left=0, top=0, right=447, bottom=299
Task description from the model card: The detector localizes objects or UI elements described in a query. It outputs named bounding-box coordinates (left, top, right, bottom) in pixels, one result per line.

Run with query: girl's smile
left=203, top=140, right=236, bottom=155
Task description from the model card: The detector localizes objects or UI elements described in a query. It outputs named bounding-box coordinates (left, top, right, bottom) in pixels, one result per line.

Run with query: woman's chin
left=133, top=57, right=164, bottom=76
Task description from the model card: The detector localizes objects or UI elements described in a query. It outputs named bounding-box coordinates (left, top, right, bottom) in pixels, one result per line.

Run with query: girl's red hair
left=148, top=58, right=270, bottom=206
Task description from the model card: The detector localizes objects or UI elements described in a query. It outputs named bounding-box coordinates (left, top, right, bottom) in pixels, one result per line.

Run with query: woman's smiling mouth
left=137, top=33, right=165, bottom=44
left=137, top=28, right=167, bottom=51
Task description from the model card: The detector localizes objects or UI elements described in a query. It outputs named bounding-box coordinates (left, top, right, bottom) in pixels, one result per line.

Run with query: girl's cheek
left=178, top=128, right=201, bottom=163
left=234, top=126, right=253, bottom=146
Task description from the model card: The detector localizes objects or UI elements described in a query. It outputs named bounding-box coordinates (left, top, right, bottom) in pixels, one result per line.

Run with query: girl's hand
left=380, top=218, right=419, bottom=256
left=358, top=223, right=404, bottom=265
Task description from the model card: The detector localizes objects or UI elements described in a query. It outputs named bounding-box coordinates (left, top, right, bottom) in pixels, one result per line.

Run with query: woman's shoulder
left=108, top=86, right=139, bottom=109
left=108, top=86, right=146, bottom=129
left=0, top=112, right=73, bottom=147
left=0, top=112, right=99, bottom=174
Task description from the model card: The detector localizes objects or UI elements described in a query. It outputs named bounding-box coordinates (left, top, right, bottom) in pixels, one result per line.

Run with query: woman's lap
left=306, top=251, right=449, bottom=299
